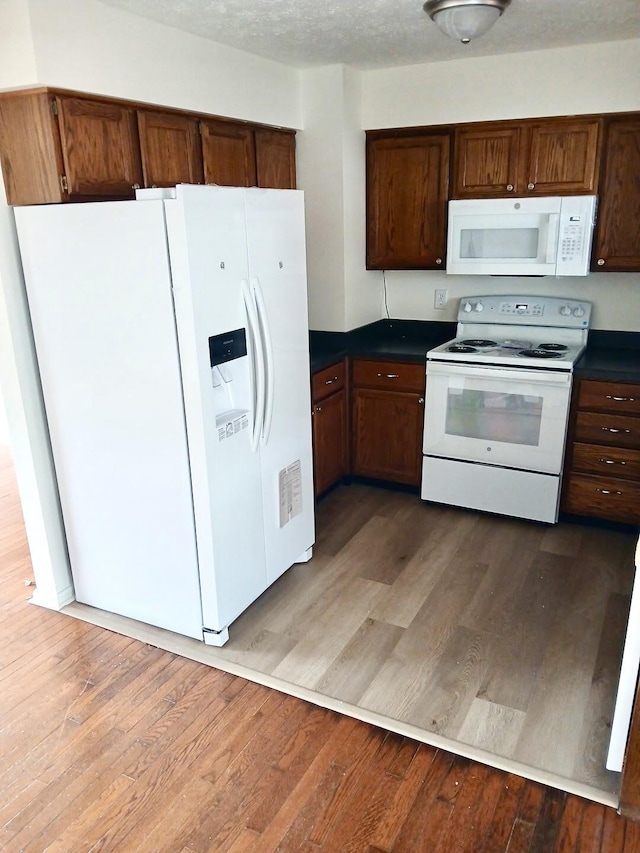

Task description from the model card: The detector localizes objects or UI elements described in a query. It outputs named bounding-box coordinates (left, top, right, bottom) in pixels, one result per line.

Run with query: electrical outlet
left=434, top=288, right=448, bottom=310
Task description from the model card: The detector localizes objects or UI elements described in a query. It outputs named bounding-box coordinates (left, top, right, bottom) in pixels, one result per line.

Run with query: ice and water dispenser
left=208, top=328, right=251, bottom=444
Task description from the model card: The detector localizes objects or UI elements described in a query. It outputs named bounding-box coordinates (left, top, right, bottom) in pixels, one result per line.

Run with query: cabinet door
left=55, top=96, right=143, bottom=198
left=452, top=124, right=522, bottom=198
left=525, top=118, right=601, bottom=195
left=592, top=116, right=640, bottom=272
left=0, top=92, right=65, bottom=205
left=351, top=388, right=424, bottom=486
left=138, top=110, right=203, bottom=188
left=313, top=389, right=348, bottom=497
left=366, top=132, right=450, bottom=269
left=255, top=128, right=296, bottom=189
left=200, top=118, right=257, bottom=187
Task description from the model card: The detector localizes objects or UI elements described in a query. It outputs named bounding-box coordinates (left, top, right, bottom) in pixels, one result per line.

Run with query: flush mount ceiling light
left=423, top=0, right=511, bottom=44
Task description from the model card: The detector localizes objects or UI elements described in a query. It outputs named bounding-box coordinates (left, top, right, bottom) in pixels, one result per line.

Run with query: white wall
left=25, top=0, right=301, bottom=128
left=0, top=0, right=37, bottom=87
left=354, top=40, right=640, bottom=331
left=298, top=65, right=379, bottom=332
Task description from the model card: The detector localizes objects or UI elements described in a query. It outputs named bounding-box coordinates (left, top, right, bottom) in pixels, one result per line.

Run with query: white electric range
left=421, top=295, right=592, bottom=523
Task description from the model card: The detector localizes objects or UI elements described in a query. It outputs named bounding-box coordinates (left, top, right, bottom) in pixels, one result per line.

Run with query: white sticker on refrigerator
left=279, top=460, right=303, bottom=528
left=216, top=409, right=249, bottom=442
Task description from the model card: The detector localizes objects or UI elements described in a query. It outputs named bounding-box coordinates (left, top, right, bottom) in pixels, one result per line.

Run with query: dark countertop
left=310, top=319, right=456, bottom=373
left=311, top=322, right=640, bottom=383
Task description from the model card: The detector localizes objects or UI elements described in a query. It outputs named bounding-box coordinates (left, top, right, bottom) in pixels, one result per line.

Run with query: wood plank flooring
left=3, top=445, right=640, bottom=850
left=209, top=481, right=636, bottom=799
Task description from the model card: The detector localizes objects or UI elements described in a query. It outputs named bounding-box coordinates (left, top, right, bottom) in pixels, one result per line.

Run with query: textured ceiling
left=99, top=0, right=640, bottom=69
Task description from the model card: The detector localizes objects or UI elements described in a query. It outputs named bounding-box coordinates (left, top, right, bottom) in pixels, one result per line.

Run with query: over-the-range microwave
left=446, top=195, right=597, bottom=277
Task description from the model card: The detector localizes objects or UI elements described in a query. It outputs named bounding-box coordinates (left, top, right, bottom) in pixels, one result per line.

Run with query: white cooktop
left=428, top=295, right=592, bottom=371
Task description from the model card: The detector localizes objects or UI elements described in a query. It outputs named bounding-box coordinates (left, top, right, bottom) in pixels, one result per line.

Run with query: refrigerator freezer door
left=14, top=201, right=204, bottom=639
left=166, top=185, right=268, bottom=633
left=244, top=189, right=315, bottom=583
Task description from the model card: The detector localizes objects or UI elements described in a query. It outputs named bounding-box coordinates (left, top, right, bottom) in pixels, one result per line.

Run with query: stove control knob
left=560, top=304, right=572, bottom=316
left=463, top=301, right=473, bottom=313
left=573, top=306, right=585, bottom=318
left=475, top=302, right=484, bottom=312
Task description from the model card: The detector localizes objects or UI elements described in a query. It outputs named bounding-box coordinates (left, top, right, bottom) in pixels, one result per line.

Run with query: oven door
left=423, top=361, right=572, bottom=475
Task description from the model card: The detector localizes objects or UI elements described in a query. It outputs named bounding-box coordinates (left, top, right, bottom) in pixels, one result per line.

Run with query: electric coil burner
left=422, top=295, right=592, bottom=524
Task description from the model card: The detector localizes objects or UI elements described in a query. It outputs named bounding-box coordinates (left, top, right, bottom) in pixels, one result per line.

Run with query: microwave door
left=447, top=212, right=557, bottom=276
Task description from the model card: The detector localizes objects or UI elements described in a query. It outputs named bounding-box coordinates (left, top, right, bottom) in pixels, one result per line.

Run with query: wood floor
left=201, top=480, right=636, bottom=801
left=3, top=446, right=640, bottom=851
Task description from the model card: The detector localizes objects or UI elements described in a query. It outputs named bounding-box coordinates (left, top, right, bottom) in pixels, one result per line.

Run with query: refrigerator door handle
left=241, top=278, right=265, bottom=452
left=252, top=276, right=275, bottom=445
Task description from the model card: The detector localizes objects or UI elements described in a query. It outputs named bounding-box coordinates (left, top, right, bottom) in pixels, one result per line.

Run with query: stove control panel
left=457, top=295, right=592, bottom=328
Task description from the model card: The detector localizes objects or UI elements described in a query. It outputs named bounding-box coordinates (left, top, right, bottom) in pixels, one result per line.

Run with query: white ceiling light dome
left=423, top=0, right=512, bottom=44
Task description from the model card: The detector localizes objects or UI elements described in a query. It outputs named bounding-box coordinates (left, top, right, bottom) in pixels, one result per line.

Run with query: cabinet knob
left=607, top=394, right=636, bottom=403
left=527, top=182, right=535, bottom=191
left=597, top=258, right=605, bottom=266
left=435, top=258, right=443, bottom=265
left=506, top=184, right=514, bottom=192
left=132, top=183, right=141, bottom=190
left=378, top=373, right=399, bottom=379
left=325, top=377, right=339, bottom=385
left=596, top=488, right=623, bottom=496
left=419, top=397, right=424, bottom=404
left=601, top=426, right=631, bottom=434
left=599, top=458, right=626, bottom=466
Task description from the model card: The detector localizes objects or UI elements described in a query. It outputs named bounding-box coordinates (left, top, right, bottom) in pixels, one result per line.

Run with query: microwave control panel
left=555, top=195, right=598, bottom=276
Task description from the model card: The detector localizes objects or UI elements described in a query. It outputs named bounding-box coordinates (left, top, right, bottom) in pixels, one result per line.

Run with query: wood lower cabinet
left=366, top=131, right=450, bottom=269
left=311, top=361, right=348, bottom=497
left=0, top=87, right=296, bottom=205
left=351, top=359, right=425, bottom=487
left=452, top=116, right=601, bottom=199
left=592, top=114, right=640, bottom=272
left=137, top=110, right=203, bottom=188
left=562, top=378, right=640, bottom=524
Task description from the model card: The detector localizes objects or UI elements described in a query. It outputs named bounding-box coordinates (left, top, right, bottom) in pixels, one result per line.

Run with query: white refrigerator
left=14, top=184, right=315, bottom=646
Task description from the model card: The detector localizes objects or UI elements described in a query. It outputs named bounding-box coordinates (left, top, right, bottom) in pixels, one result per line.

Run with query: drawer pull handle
left=606, top=395, right=636, bottom=402
left=378, top=373, right=399, bottom=379
left=324, top=377, right=339, bottom=385
left=599, top=458, right=626, bottom=465
left=596, top=488, right=623, bottom=496
left=602, top=427, right=631, bottom=434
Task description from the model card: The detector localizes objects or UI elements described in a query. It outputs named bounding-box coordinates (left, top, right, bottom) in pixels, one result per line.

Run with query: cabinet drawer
left=312, top=360, right=346, bottom=402
left=563, top=473, right=640, bottom=524
left=352, top=359, right=425, bottom=393
left=571, top=442, right=640, bottom=481
left=577, top=379, right=640, bottom=415
left=574, top=412, right=640, bottom=450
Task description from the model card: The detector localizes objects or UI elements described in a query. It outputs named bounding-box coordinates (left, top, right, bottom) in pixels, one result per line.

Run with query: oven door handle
left=426, top=360, right=572, bottom=386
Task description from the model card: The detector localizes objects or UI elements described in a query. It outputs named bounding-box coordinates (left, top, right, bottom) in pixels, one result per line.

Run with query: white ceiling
left=99, top=0, right=640, bottom=70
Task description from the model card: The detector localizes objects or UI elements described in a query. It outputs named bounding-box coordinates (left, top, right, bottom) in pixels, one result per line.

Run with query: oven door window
left=423, top=364, right=572, bottom=474
left=445, top=387, right=543, bottom=446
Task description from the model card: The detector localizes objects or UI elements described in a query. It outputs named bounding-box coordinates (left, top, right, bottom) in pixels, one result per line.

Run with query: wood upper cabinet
left=54, top=96, right=144, bottom=199
left=0, top=90, right=143, bottom=204
left=137, top=110, right=203, bottom=188
left=0, top=87, right=297, bottom=205
left=453, top=117, right=602, bottom=198
left=351, top=359, right=425, bottom=487
left=255, top=128, right=296, bottom=189
left=200, top=118, right=257, bottom=187
left=592, top=114, right=640, bottom=272
left=366, top=131, right=450, bottom=269
left=452, top=124, right=522, bottom=197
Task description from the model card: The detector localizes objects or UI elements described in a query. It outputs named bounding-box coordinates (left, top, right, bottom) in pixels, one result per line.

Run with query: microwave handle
left=546, top=213, right=560, bottom=263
